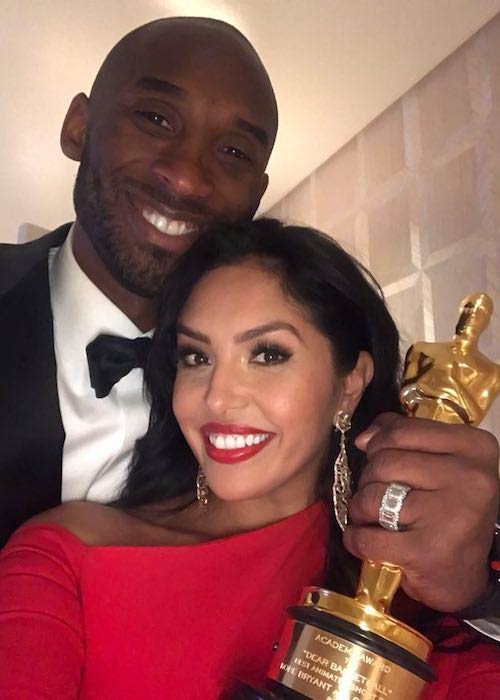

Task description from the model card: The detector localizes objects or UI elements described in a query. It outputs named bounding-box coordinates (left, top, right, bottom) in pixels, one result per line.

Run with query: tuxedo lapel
left=0, top=257, right=64, bottom=546
left=0, top=223, right=71, bottom=297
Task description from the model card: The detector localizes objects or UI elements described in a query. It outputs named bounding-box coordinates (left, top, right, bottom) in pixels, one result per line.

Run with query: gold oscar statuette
left=235, top=293, right=499, bottom=700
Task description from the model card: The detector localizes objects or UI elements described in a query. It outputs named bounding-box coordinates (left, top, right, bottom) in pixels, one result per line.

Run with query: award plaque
left=235, top=293, right=499, bottom=700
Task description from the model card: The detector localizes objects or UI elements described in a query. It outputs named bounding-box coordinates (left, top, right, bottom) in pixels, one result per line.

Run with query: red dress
left=0, top=503, right=498, bottom=699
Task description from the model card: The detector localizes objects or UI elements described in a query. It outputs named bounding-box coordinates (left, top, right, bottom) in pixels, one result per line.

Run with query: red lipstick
left=201, top=423, right=275, bottom=464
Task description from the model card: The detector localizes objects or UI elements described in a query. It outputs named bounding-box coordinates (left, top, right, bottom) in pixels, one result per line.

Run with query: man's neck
left=72, top=222, right=156, bottom=332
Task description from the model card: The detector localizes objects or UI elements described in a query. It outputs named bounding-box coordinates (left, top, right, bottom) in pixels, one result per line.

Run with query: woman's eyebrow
left=177, top=324, right=210, bottom=344
left=234, top=321, right=302, bottom=343
left=177, top=321, right=303, bottom=345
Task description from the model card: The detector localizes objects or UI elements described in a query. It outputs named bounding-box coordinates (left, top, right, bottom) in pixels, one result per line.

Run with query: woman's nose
left=204, top=364, right=248, bottom=416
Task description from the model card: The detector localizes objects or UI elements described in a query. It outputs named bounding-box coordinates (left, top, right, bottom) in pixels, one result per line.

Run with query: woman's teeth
left=208, top=433, right=270, bottom=449
left=142, top=208, right=196, bottom=236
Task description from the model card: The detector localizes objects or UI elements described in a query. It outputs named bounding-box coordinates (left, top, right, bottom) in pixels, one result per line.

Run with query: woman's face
left=173, top=261, right=367, bottom=514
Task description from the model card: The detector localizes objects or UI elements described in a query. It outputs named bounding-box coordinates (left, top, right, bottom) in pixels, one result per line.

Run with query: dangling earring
left=332, top=410, right=352, bottom=531
left=196, top=466, right=209, bottom=510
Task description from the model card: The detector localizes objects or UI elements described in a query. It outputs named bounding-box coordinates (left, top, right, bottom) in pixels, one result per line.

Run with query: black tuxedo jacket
left=0, top=224, right=71, bottom=547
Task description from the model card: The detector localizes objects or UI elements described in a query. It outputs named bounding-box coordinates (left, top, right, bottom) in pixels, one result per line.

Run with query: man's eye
left=250, top=344, right=291, bottom=365
left=138, top=111, right=174, bottom=132
left=223, top=145, right=251, bottom=162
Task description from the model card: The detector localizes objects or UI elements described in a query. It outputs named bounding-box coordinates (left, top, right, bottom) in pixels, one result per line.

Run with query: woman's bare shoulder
left=27, top=501, right=137, bottom=546
left=26, top=499, right=209, bottom=547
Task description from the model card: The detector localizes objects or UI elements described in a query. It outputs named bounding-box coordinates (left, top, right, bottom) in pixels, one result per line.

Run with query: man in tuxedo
left=1, top=16, right=499, bottom=636
left=0, top=17, right=277, bottom=543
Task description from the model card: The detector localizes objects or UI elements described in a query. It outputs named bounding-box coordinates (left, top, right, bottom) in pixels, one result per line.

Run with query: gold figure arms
left=401, top=293, right=500, bottom=426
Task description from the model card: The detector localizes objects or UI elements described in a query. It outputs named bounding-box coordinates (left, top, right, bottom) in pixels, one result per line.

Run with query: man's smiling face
left=64, top=20, right=277, bottom=297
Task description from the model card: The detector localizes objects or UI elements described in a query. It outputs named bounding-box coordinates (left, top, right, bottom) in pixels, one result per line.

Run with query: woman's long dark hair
left=118, top=218, right=401, bottom=593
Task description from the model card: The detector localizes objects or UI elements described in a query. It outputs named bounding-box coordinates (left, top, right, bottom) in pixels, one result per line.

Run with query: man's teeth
left=142, top=208, right=196, bottom=236
left=208, top=433, right=270, bottom=450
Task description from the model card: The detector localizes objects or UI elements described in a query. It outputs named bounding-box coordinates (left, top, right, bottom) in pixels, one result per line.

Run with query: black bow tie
left=86, top=334, right=152, bottom=398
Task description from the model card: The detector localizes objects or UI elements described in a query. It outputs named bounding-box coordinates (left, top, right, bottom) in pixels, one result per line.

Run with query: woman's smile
left=202, top=422, right=275, bottom=464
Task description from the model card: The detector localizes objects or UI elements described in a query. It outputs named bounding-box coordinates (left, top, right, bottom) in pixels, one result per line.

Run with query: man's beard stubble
left=73, top=149, right=175, bottom=298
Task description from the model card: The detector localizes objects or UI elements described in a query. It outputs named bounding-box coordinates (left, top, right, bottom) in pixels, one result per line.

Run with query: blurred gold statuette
left=401, top=293, right=500, bottom=426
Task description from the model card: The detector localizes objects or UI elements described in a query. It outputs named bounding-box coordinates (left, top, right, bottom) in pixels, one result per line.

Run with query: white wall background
left=268, top=13, right=500, bottom=437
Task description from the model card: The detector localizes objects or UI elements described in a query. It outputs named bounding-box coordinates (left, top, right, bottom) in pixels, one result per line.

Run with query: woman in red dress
left=0, top=219, right=498, bottom=698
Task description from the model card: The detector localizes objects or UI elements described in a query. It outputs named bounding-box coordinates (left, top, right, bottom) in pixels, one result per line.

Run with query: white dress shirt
left=48, top=226, right=151, bottom=503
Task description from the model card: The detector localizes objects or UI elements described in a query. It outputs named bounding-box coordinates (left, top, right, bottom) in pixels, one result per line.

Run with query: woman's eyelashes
left=176, top=345, right=210, bottom=368
left=176, top=341, right=293, bottom=369
left=249, top=342, right=293, bottom=366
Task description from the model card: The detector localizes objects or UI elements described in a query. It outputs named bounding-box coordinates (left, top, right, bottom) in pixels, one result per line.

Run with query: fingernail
left=355, top=425, right=380, bottom=450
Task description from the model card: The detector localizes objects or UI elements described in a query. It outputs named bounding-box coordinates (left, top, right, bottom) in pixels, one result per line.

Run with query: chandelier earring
left=196, top=466, right=209, bottom=510
left=332, top=410, right=352, bottom=531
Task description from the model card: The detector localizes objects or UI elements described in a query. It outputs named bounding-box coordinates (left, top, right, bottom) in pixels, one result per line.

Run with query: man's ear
left=341, top=351, right=374, bottom=417
left=60, top=93, right=90, bottom=162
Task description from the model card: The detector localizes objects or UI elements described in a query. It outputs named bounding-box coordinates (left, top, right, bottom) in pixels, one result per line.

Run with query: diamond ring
left=378, top=482, right=411, bottom=531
